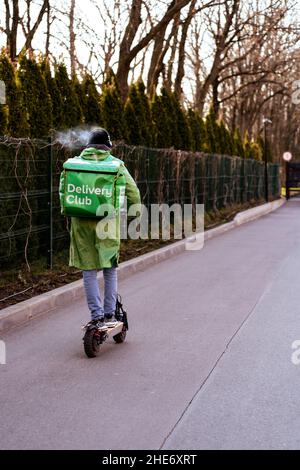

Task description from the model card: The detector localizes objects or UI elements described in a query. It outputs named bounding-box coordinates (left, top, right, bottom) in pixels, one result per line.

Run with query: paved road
left=1, top=200, right=300, bottom=450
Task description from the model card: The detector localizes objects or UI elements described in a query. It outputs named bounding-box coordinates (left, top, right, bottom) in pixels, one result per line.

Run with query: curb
left=233, top=198, right=285, bottom=225
left=0, top=198, right=286, bottom=334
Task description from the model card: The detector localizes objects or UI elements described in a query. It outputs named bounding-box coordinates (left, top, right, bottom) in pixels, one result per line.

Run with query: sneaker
left=88, top=318, right=108, bottom=331
left=104, top=314, right=118, bottom=327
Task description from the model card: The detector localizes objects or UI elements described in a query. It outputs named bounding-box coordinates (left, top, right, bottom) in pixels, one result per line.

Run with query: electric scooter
left=82, top=295, right=128, bottom=358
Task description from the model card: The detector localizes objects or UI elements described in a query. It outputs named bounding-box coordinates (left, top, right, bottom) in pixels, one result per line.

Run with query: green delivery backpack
left=61, top=155, right=126, bottom=218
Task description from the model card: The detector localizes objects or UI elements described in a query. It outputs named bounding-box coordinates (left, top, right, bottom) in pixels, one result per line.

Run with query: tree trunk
left=10, top=0, right=19, bottom=61
left=116, top=0, right=191, bottom=101
left=147, top=28, right=167, bottom=98
left=212, top=77, right=219, bottom=116
left=147, top=1, right=176, bottom=97
left=196, top=0, right=240, bottom=114
left=19, top=0, right=49, bottom=57
left=174, top=0, right=196, bottom=100
left=69, top=0, right=76, bottom=78
left=26, top=0, right=31, bottom=48
left=166, top=13, right=180, bottom=91
left=4, top=0, right=11, bottom=53
left=116, top=0, right=142, bottom=100
left=45, top=1, right=51, bottom=57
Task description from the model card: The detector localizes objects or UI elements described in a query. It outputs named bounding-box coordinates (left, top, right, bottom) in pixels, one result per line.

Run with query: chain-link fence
left=0, top=139, right=281, bottom=270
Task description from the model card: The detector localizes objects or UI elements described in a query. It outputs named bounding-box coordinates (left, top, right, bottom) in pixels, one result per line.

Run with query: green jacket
left=59, top=147, right=141, bottom=270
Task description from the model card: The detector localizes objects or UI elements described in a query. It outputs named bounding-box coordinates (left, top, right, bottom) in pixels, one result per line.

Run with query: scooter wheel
left=83, top=329, right=101, bottom=358
left=113, top=325, right=127, bottom=343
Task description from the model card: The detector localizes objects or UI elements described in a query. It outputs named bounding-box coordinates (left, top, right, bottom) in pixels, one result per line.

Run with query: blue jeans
left=82, top=268, right=117, bottom=320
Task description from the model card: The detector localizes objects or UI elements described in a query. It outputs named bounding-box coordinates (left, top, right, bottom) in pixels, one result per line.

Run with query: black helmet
left=88, top=128, right=112, bottom=148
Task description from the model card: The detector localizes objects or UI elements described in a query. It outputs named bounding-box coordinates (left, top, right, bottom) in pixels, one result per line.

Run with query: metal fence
left=0, top=139, right=281, bottom=270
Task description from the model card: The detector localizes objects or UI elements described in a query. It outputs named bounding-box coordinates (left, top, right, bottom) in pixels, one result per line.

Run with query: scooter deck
left=82, top=321, right=124, bottom=337
left=105, top=321, right=124, bottom=336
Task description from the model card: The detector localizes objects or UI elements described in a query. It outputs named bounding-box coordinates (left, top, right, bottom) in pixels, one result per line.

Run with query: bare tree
left=69, top=0, right=76, bottom=77
left=3, top=0, right=50, bottom=60
left=218, top=4, right=297, bottom=115
left=5, top=0, right=19, bottom=60
left=147, top=2, right=179, bottom=98
left=174, top=0, right=197, bottom=99
left=195, top=0, right=241, bottom=115
left=20, top=0, right=50, bottom=56
left=116, top=0, right=192, bottom=100
left=45, top=0, right=52, bottom=57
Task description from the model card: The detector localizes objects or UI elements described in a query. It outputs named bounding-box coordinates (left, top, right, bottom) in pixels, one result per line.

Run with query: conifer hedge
left=0, top=52, right=268, bottom=161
